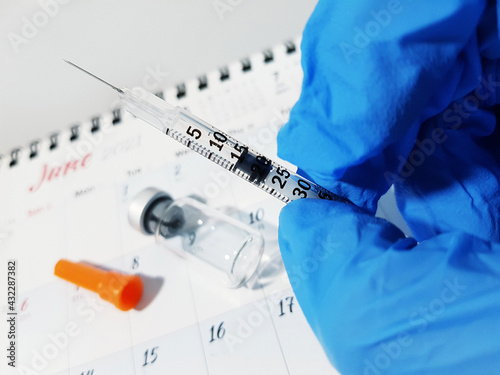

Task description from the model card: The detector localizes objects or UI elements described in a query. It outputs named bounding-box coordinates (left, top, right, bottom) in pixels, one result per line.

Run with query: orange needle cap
left=54, top=259, right=143, bottom=311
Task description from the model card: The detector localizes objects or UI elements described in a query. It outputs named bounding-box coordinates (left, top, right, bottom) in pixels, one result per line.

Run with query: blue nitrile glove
left=277, top=0, right=500, bottom=374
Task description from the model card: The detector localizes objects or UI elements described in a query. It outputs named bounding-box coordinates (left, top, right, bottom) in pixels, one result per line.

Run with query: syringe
left=65, top=61, right=351, bottom=205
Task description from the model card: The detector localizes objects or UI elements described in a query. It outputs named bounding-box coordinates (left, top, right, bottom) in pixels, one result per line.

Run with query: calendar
left=0, top=39, right=342, bottom=375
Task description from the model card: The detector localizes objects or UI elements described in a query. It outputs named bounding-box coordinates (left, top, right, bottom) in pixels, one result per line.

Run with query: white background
left=0, top=0, right=317, bottom=155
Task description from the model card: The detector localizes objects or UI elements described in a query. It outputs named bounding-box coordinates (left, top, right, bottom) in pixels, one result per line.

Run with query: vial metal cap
left=128, top=187, right=172, bottom=235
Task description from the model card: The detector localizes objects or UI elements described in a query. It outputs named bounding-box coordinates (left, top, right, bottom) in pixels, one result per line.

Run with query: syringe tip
left=63, top=59, right=124, bottom=94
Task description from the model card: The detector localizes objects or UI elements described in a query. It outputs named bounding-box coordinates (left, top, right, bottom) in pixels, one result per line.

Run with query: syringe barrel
left=121, top=86, right=350, bottom=204
left=167, top=107, right=348, bottom=204
left=120, top=87, right=175, bottom=132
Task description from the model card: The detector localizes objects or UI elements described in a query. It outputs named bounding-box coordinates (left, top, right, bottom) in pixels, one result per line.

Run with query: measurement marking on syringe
left=166, top=127, right=293, bottom=199
left=65, top=61, right=351, bottom=205
left=166, top=128, right=296, bottom=200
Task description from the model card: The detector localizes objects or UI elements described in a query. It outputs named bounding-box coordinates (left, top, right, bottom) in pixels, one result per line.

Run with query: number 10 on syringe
left=65, top=60, right=350, bottom=204
left=162, top=107, right=341, bottom=203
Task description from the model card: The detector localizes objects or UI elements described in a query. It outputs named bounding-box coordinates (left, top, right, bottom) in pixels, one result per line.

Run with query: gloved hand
left=277, top=0, right=500, bottom=374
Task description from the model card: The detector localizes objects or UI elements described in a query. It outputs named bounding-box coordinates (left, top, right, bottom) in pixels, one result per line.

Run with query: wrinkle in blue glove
left=277, top=0, right=486, bottom=212
left=395, top=107, right=500, bottom=242
left=277, top=0, right=500, bottom=374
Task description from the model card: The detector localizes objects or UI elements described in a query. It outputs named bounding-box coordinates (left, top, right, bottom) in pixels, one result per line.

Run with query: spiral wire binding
left=241, top=58, right=252, bottom=72
left=49, top=133, right=59, bottom=150
left=2, top=40, right=297, bottom=170
left=9, top=149, right=20, bottom=168
left=220, top=66, right=230, bottom=81
left=198, top=75, right=208, bottom=90
left=112, top=108, right=122, bottom=125
left=70, top=125, right=79, bottom=142
left=285, top=41, right=296, bottom=54
left=176, top=83, right=187, bottom=99
left=263, top=49, right=274, bottom=63
left=29, top=141, right=40, bottom=159
left=91, top=117, right=100, bottom=133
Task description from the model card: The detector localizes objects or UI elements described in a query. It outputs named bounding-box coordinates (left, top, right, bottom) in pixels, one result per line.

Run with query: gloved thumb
left=279, top=199, right=414, bottom=311
left=279, top=198, right=500, bottom=374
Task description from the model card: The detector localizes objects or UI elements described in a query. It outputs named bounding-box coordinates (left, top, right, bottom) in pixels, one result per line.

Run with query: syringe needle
left=63, top=60, right=124, bottom=94
left=63, top=61, right=351, bottom=204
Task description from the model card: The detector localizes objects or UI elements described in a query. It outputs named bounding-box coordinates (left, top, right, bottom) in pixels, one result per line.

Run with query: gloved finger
left=394, top=104, right=500, bottom=242
left=277, top=0, right=486, bottom=213
left=279, top=198, right=500, bottom=374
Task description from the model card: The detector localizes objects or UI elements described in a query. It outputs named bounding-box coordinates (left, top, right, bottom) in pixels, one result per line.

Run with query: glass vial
left=129, top=188, right=264, bottom=288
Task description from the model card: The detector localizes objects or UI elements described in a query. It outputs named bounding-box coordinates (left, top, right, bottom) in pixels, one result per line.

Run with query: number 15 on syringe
left=65, top=60, right=351, bottom=205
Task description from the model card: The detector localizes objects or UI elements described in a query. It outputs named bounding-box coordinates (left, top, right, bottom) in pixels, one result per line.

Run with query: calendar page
left=0, top=39, right=344, bottom=375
